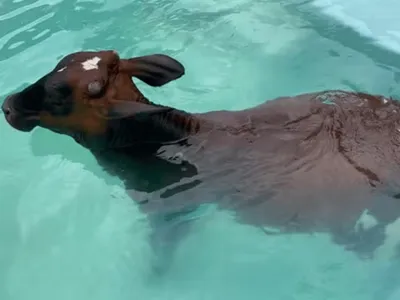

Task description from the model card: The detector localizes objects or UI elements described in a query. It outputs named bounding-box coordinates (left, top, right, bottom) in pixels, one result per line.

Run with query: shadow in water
left=28, top=127, right=201, bottom=210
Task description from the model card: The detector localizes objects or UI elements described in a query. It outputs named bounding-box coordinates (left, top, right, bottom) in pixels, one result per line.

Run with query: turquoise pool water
left=2, top=0, right=400, bottom=299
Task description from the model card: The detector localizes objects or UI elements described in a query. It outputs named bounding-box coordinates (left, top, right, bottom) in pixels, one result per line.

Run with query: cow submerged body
left=3, top=50, right=400, bottom=272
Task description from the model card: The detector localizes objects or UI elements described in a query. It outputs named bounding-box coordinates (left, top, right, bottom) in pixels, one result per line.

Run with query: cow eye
left=87, top=81, right=103, bottom=97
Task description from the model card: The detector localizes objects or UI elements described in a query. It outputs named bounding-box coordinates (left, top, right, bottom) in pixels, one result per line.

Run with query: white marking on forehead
left=355, top=209, right=378, bottom=231
left=81, top=56, right=101, bottom=71
left=57, top=66, right=67, bottom=72
left=383, top=98, right=388, bottom=104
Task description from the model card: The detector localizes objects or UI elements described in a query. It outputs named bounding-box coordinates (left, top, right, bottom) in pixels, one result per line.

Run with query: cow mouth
left=1, top=95, right=40, bottom=132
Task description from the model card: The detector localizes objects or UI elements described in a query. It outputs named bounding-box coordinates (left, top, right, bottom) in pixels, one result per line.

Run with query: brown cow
left=3, top=50, right=400, bottom=273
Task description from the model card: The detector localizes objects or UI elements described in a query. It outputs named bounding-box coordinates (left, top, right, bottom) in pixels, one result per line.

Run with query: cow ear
left=119, top=54, right=185, bottom=87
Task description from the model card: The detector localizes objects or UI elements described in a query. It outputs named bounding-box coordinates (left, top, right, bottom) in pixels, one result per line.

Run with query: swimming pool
left=1, top=0, right=400, bottom=299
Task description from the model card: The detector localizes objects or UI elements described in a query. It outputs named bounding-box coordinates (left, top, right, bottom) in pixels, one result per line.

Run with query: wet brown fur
left=3, top=49, right=400, bottom=262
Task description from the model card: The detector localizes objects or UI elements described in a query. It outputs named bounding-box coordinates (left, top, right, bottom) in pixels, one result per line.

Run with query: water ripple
left=1, top=1, right=400, bottom=299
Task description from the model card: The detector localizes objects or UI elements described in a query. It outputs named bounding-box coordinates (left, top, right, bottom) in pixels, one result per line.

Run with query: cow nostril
left=2, top=96, right=13, bottom=115
left=1, top=105, right=10, bottom=115
left=3, top=105, right=10, bottom=115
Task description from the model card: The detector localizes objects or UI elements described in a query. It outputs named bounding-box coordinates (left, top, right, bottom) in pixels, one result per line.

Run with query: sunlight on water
left=1, top=0, right=400, bottom=299
left=312, top=0, right=400, bottom=54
